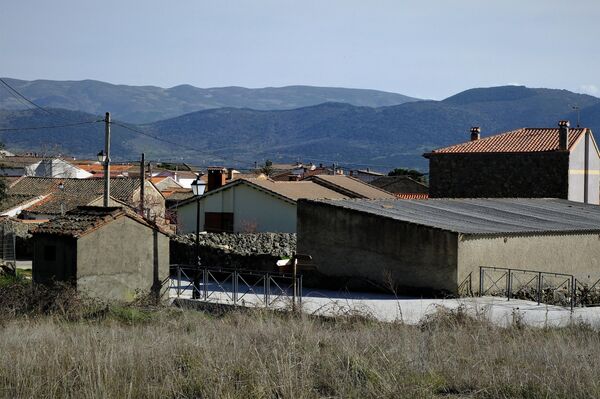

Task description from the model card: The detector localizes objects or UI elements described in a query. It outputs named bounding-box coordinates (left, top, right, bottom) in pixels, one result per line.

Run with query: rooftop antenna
left=572, top=105, right=581, bottom=127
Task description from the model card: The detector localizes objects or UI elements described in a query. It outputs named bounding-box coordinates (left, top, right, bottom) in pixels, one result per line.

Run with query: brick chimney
left=207, top=167, right=227, bottom=191
left=558, top=120, right=570, bottom=151
left=470, top=126, right=481, bottom=141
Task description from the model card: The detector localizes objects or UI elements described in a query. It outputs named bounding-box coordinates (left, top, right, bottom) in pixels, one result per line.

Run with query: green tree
left=387, top=168, right=427, bottom=183
left=260, top=160, right=274, bottom=177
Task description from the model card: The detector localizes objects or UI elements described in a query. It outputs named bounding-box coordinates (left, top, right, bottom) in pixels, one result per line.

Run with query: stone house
left=424, top=122, right=600, bottom=204
left=298, top=198, right=600, bottom=295
left=32, top=206, right=170, bottom=301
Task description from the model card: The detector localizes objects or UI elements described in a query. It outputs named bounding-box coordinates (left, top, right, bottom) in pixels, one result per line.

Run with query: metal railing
left=169, top=265, right=302, bottom=309
left=479, top=266, right=575, bottom=310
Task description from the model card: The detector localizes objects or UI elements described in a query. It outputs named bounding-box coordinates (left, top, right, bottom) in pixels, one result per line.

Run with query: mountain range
left=0, top=80, right=599, bottom=172
left=0, top=78, right=418, bottom=123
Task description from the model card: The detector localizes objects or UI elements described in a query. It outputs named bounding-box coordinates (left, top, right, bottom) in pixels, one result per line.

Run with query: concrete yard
left=169, top=278, right=600, bottom=328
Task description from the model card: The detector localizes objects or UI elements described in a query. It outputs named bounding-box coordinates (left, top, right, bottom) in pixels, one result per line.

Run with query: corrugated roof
left=428, top=128, right=587, bottom=154
left=307, top=198, right=600, bottom=235
left=306, top=175, right=396, bottom=199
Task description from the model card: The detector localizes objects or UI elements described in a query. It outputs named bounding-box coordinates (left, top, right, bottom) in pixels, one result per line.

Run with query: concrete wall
left=32, top=235, right=77, bottom=284
left=76, top=217, right=170, bottom=301
left=297, top=200, right=459, bottom=293
left=568, top=131, right=600, bottom=204
left=428, top=152, right=570, bottom=199
left=458, top=232, right=600, bottom=293
left=178, top=183, right=297, bottom=233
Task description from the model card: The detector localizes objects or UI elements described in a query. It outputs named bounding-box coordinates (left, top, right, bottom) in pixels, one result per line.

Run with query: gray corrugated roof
left=309, top=198, right=600, bottom=235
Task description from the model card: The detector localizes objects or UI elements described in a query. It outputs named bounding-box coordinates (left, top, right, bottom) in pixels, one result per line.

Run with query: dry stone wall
left=170, top=232, right=297, bottom=271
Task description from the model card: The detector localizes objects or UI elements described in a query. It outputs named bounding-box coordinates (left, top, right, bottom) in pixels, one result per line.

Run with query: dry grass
left=1, top=282, right=600, bottom=398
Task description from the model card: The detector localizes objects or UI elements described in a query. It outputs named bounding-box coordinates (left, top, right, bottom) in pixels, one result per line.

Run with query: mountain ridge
left=1, top=85, right=599, bottom=172
left=0, top=78, right=419, bottom=123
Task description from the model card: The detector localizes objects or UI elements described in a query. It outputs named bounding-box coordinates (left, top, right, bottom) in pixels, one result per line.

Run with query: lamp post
left=58, top=181, right=65, bottom=216
left=97, top=150, right=109, bottom=206
left=190, top=175, right=206, bottom=299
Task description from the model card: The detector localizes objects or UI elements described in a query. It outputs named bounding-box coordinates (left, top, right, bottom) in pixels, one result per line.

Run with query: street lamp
left=97, top=150, right=106, bottom=163
left=190, top=175, right=205, bottom=299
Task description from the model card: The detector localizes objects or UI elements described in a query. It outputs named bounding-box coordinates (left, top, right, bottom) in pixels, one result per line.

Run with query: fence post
left=177, top=266, right=181, bottom=298
left=264, top=274, right=268, bottom=307
left=265, top=273, right=270, bottom=308
left=479, top=266, right=483, bottom=297
left=233, top=270, right=238, bottom=306
left=203, top=268, right=208, bottom=301
left=507, top=269, right=511, bottom=301
left=537, top=272, right=542, bottom=305
left=571, top=276, right=575, bottom=311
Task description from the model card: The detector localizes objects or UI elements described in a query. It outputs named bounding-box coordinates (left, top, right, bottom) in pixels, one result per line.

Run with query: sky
left=1, top=0, right=600, bottom=100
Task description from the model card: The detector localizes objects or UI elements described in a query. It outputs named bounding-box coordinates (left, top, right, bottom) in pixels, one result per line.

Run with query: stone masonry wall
left=170, top=232, right=297, bottom=272
left=428, top=152, right=570, bottom=198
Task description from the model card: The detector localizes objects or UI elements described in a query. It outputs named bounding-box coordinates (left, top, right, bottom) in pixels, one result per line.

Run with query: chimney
left=470, top=126, right=481, bottom=141
left=558, top=120, right=570, bottom=151
left=207, top=167, right=227, bottom=191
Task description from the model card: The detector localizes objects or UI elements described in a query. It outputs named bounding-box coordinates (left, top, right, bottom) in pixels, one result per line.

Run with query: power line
left=0, top=120, right=101, bottom=132
left=0, top=78, right=100, bottom=123
left=110, top=121, right=256, bottom=167
left=0, top=78, right=54, bottom=115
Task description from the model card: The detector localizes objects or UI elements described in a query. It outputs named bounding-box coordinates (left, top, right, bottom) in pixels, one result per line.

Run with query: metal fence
left=169, top=265, right=302, bottom=309
left=0, top=224, right=16, bottom=274
left=479, top=266, right=576, bottom=309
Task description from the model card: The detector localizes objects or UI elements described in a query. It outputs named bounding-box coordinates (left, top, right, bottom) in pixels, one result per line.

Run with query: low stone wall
left=170, top=232, right=297, bottom=272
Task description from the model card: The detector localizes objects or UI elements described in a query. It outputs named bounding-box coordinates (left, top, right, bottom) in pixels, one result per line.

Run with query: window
left=204, top=212, right=234, bottom=233
left=43, top=245, right=56, bottom=262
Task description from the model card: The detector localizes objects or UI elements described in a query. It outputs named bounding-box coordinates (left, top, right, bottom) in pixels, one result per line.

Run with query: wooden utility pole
left=140, top=153, right=145, bottom=215
left=103, top=112, right=111, bottom=207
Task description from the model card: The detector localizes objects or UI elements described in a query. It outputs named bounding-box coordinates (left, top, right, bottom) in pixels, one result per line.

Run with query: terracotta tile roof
left=305, top=175, right=396, bottom=199
left=395, top=193, right=429, bottom=199
left=32, top=206, right=168, bottom=237
left=9, top=177, right=141, bottom=215
left=427, top=128, right=588, bottom=154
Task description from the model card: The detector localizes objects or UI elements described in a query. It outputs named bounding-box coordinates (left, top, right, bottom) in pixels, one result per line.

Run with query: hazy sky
left=2, top=0, right=599, bottom=100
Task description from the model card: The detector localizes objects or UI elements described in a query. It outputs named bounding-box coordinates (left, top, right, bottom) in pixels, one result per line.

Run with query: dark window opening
left=204, top=212, right=234, bottom=233
left=43, top=245, right=56, bottom=262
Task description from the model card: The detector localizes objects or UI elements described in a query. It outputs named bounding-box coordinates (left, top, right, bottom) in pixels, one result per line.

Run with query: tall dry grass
left=1, top=280, right=599, bottom=398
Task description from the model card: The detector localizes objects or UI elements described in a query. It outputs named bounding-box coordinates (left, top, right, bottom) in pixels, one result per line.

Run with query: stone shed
left=297, top=198, right=600, bottom=295
left=32, top=206, right=170, bottom=301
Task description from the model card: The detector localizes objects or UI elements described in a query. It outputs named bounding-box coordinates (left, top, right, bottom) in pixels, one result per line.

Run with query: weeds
left=1, top=281, right=600, bottom=398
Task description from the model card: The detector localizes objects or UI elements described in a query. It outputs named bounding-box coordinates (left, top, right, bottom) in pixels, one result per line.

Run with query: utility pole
left=103, top=112, right=111, bottom=207
left=140, top=153, right=145, bottom=216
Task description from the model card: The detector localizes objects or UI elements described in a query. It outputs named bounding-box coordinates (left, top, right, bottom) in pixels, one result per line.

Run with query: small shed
left=298, top=198, right=600, bottom=295
left=32, top=206, right=170, bottom=301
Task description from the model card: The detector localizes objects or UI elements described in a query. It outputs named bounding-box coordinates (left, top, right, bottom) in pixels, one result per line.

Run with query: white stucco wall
left=177, top=183, right=297, bottom=233
left=568, top=131, right=600, bottom=204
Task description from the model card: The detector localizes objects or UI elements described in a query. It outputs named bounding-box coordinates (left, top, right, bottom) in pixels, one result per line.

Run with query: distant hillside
left=0, top=78, right=418, bottom=123
left=1, top=86, right=598, bottom=171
